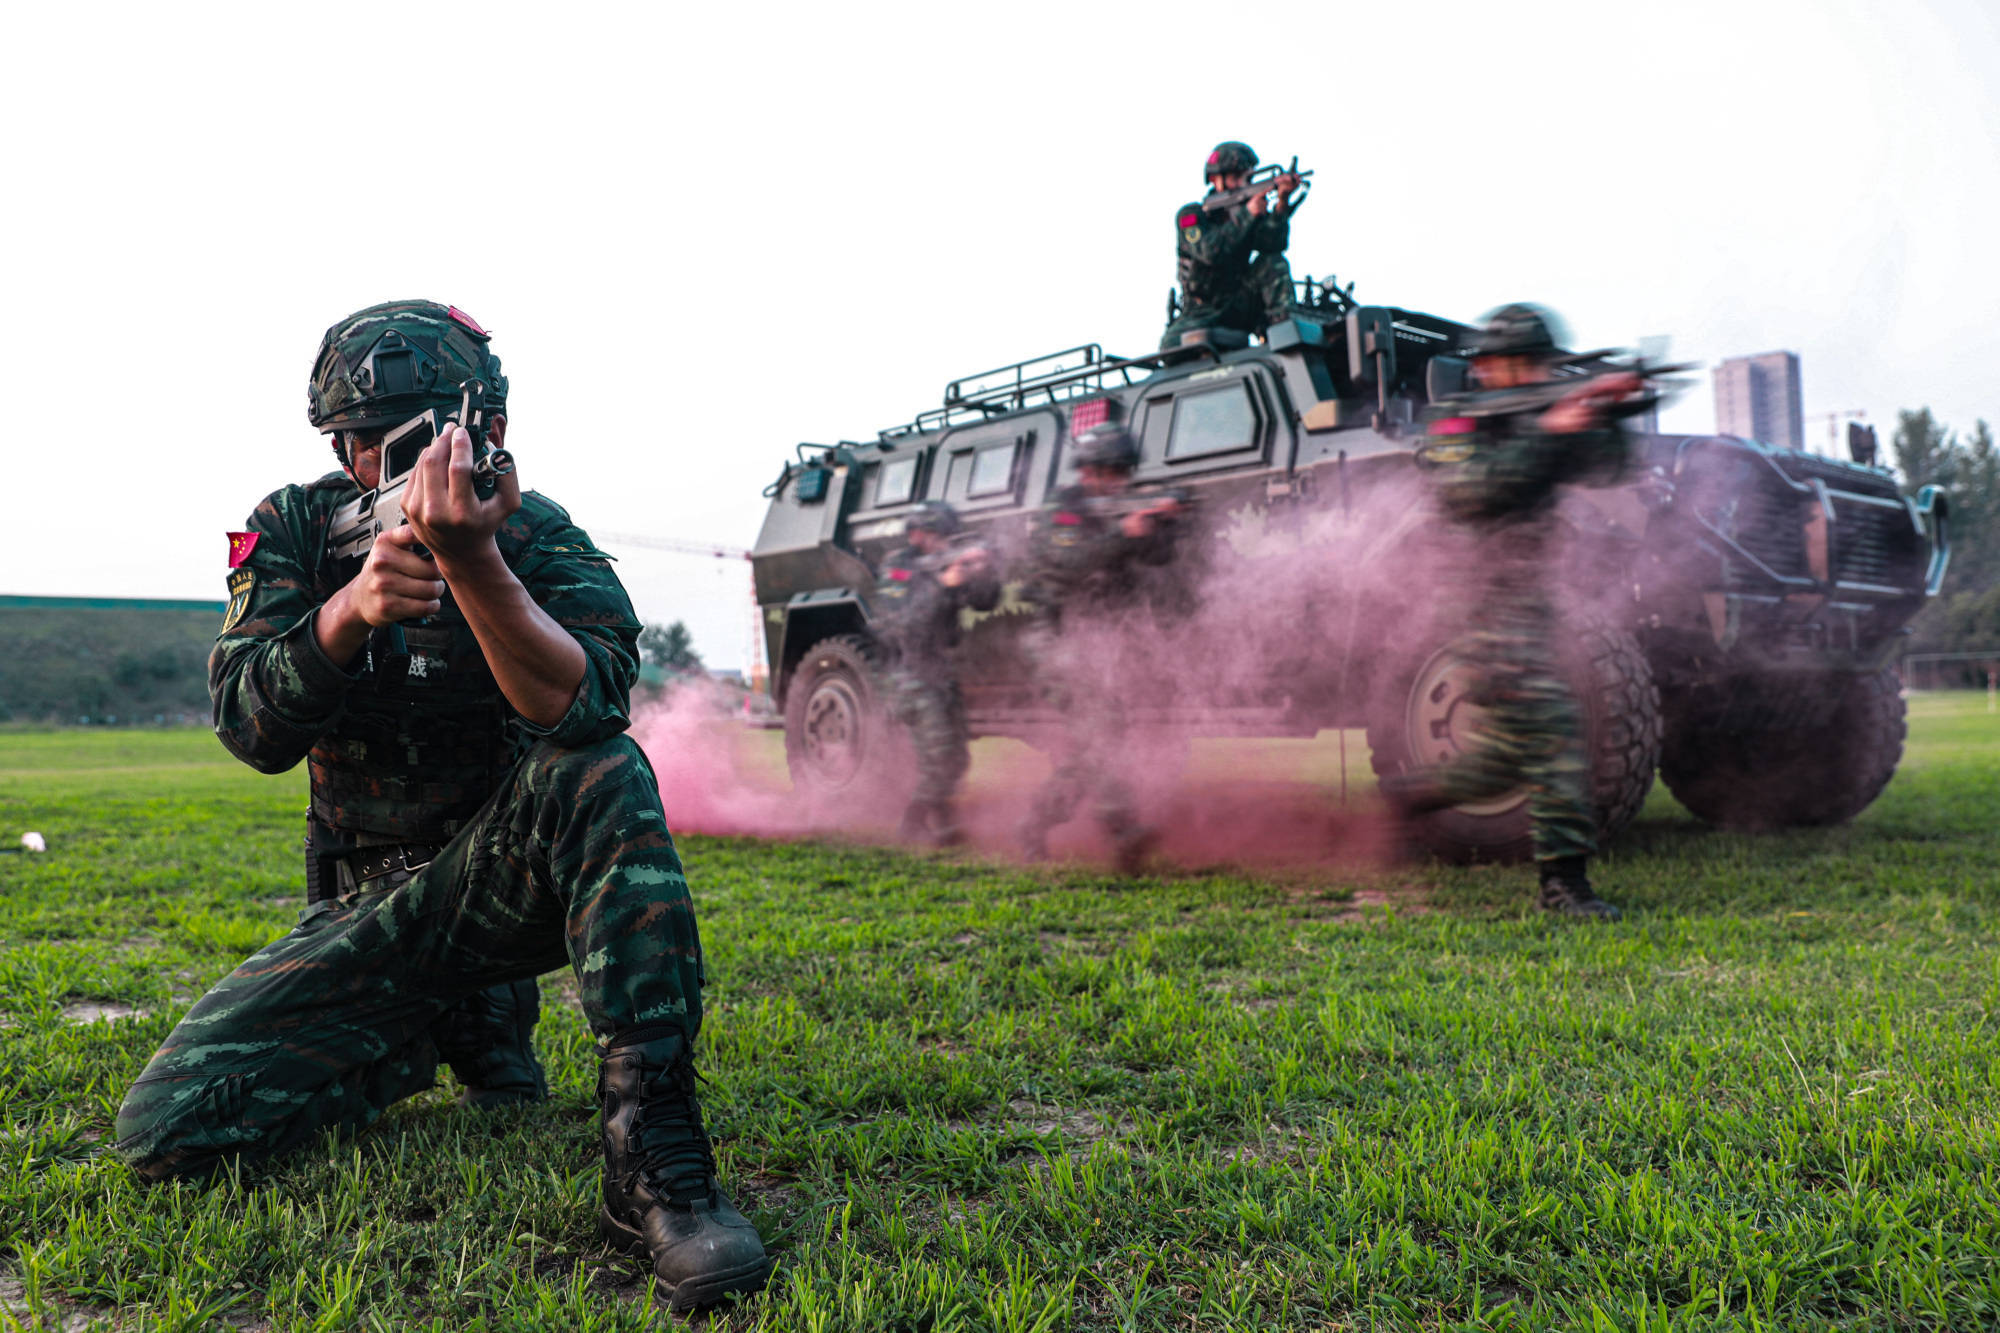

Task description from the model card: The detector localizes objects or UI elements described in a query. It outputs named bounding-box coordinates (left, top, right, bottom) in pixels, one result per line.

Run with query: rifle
left=1077, top=486, right=1195, bottom=525
left=1200, top=156, right=1313, bottom=216
left=908, top=535, right=995, bottom=589
left=1446, top=353, right=1693, bottom=424
left=325, top=379, right=513, bottom=672
left=327, top=378, right=514, bottom=571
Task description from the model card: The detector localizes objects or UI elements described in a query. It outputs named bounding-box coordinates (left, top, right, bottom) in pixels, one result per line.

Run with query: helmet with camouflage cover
left=906, top=501, right=962, bottom=538
left=1070, top=397, right=1140, bottom=471
left=1205, top=141, right=1258, bottom=181
left=308, top=300, right=509, bottom=435
left=1465, top=303, right=1568, bottom=359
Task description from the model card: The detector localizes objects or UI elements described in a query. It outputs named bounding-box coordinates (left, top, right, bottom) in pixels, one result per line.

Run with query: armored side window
left=1166, top=383, right=1260, bottom=462
left=967, top=443, right=1018, bottom=498
left=875, top=455, right=919, bottom=507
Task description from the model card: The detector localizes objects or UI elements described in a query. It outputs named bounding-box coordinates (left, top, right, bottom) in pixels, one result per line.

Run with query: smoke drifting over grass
left=632, top=474, right=1495, bottom=873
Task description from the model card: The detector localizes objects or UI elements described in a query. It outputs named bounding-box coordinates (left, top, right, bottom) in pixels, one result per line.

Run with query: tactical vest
left=301, top=486, right=531, bottom=844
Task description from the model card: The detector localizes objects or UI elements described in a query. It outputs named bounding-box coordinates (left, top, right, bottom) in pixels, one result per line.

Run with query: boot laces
left=631, top=1061, right=718, bottom=1207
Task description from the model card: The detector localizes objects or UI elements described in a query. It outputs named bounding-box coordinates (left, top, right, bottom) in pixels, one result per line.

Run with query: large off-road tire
left=781, top=633, right=908, bottom=804
left=1659, top=668, right=1905, bottom=829
left=1366, top=613, right=1662, bottom=862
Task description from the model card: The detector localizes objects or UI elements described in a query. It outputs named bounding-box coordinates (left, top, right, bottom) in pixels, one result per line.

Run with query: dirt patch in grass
left=60, top=999, right=151, bottom=1024
left=1007, top=1097, right=1135, bottom=1142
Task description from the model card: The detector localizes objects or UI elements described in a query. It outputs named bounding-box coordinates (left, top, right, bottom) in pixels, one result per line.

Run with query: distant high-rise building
left=1713, top=351, right=1804, bottom=451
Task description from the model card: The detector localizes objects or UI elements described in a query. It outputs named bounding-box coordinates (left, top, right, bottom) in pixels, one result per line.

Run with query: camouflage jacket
left=211, top=472, right=641, bottom=842
left=1422, top=393, right=1631, bottom=577
left=1175, top=196, right=1290, bottom=307
left=1020, top=484, right=1180, bottom=629
left=872, top=543, right=1001, bottom=677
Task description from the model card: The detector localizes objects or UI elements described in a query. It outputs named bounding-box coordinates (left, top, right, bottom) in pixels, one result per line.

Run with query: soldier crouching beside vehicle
left=1017, top=401, right=1187, bottom=873
left=1381, top=303, right=1646, bottom=920
left=872, top=501, right=1001, bottom=845
left=113, top=301, right=770, bottom=1312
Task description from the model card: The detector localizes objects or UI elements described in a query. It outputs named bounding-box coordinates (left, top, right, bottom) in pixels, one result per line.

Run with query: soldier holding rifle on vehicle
left=1160, top=140, right=1310, bottom=350
left=114, top=301, right=770, bottom=1311
left=1017, top=401, right=1186, bottom=873
left=1383, top=303, right=1655, bottom=920
left=872, top=502, right=1001, bottom=846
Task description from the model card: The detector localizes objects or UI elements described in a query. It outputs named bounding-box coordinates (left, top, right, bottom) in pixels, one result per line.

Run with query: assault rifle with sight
left=1200, top=156, right=1313, bottom=216
left=1447, top=352, right=1694, bottom=423
left=325, top=378, right=514, bottom=572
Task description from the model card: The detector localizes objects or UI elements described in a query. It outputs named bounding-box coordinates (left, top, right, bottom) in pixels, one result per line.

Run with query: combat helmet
left=905, top=501, right=962, bottom=538
left=1465, top=303, right=1569, bottom=359
left=1205, top=141, right=1258, bottom=181
left=308, top=300, right=509, bottom=435
left=1070, top=397, right=1139, bottom=471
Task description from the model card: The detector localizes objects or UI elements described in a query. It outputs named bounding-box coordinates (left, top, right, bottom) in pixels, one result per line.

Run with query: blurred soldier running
left=1383, top=303, right=1644, bottom=919
left=1018, top=401, right=1185, bottom=872
left=1160, top=140, right=1307, bottom=350
left=114, top=301, right=770, bottom=1311
left=872, top=501, right=1001, bottom=845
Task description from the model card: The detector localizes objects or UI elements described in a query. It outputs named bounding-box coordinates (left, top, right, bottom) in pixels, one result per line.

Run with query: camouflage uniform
left=872, top=543, right=1000, bottom=830
left=1409, top=404, right=1631, bottom=866
left=115, top=477, right=705, bottom=1178
left=1160, top=199, right=1296, bottom=349
left=1017, top=484, right=1180, bottom=854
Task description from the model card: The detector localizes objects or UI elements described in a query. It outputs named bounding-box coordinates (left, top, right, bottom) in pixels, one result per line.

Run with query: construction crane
left=1807, top=409, right=1867, bottom=459
left=594, top=531, right=766, bottom=691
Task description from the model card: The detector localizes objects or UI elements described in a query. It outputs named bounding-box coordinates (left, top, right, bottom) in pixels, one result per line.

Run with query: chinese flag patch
left=1177, top=209, right=1199, bottom=229
left=226, top=531, right=260, bottom=568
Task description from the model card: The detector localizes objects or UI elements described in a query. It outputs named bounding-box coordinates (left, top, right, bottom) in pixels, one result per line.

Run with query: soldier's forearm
left=314, top=587, right=373, bottom=666
left=434, top=543, right=586, bottom=730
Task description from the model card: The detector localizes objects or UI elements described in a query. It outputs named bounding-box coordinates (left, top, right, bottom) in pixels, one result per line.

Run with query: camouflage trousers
left=1160, top=252, right=1296, bottom=349
left=887, top=670, right=969, bottom=806
left=1421, top=601, right=1596, bottom=864
left=1020, top=626, right=1140, bottom=842
left=115, top=736, right=705, bottom=1181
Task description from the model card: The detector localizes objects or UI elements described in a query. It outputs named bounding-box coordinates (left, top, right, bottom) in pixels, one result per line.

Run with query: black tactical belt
left=348, top=844, right=439, bottom=885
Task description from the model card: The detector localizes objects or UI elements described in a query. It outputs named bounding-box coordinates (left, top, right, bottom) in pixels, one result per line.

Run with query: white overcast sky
left=3, top=0, right=1995, bottom=671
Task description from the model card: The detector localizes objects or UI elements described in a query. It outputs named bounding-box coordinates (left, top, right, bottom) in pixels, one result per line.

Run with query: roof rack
left=882, top=343, right=1213, bottom=439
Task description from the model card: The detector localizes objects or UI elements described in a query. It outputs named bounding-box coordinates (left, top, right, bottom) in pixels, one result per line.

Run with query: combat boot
left=1537, top=858, right=1621, bottom=920
left=431, top=979, right=548, bottom=1107
left=898, top=799, right=965, bottom=849
left=599, top=1026, right=771, bottom=1311
left=1108, top=823, right=1160, bottom=877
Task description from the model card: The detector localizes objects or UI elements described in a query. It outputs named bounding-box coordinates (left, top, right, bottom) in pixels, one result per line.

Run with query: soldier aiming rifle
left=116, top=301, right=771, bottom=1312
left=1161, top=140, right=1312, bottom=350
left=1017, top=401, right=1187, bottom=872
left=872, top=502, right=1001, bottom=845
left=1385, top=303, right=1659, bottom=920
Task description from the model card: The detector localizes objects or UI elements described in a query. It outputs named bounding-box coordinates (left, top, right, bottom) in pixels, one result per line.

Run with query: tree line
left=1894, top=408, right=2000, bottom=668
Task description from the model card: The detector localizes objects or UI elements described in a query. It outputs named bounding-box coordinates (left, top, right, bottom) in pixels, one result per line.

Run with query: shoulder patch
left=226, top=531, right=260, bottom=568
left=1177, top=209, right=1199, bottom=229
left=222, top=567, right=256, bottom=633
left=1052, top=511, right=1083, bottom=527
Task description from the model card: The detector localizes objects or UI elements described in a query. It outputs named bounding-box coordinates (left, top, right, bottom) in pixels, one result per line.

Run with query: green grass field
left=2, top=699, right=1997, bottom=1331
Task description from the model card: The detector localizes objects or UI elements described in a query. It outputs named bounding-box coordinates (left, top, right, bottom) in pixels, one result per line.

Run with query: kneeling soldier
left=115, top=301, right=770, bottom=1311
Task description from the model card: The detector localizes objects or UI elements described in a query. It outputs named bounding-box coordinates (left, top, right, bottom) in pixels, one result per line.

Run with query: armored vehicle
left=752, top=289, right=1949, bottom=859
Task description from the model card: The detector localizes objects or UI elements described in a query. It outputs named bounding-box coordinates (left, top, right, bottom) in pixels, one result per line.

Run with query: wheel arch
left=771, top=595, right=871, bottom=708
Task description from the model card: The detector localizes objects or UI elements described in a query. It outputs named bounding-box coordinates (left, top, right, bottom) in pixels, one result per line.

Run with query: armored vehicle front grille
left=1727, top=484, right=1809, bottom=584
